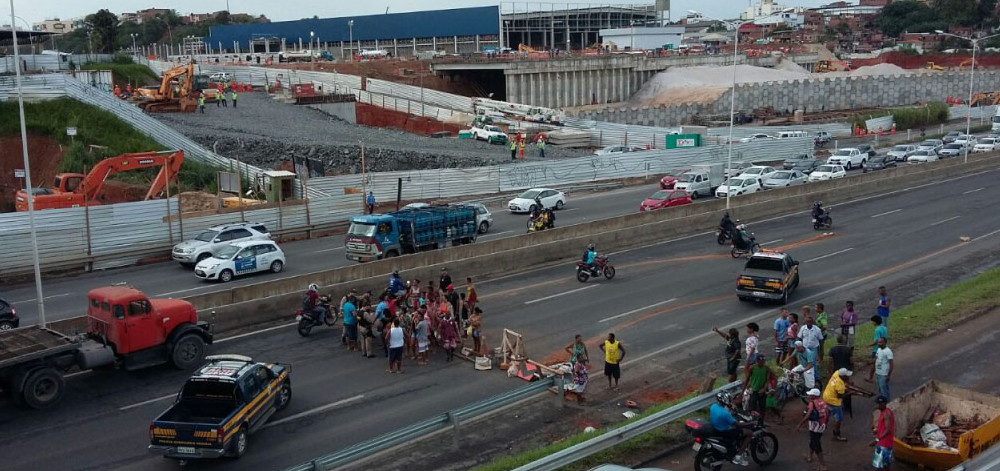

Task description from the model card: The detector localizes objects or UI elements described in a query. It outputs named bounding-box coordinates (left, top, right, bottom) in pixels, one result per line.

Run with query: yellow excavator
left=925, top=62, right=944, bottom=71
left=136, top=62, right=199, bottom=112
left=970, top=92, right=1000, bottom=107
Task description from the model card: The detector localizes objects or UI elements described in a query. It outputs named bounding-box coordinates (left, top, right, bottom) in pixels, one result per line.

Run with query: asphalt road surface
left=2, top=163, right=999, bottom=471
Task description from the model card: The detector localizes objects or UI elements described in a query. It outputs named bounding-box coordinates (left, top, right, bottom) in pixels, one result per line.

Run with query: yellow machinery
left=137, top=62, right=198, bottom=112
left=925, top=62, right=944, bottom=71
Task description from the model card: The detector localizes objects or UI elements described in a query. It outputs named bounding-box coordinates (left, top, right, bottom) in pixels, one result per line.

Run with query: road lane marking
left=10, top=293, right=73, bottom=304
left=760, top=239, right=783, bottom=246
left=314, top=246, right=345, bottom=253
left=804, top=248, right=854, bottom=263
left=930, top=216, right=961, bottom=227
left=972, top=227, right=1000, bottom=242
left=600, top=298, right=677, bottom=323
left=217, top=322, right=297, bottom=343
left=120, top=393, right=176, bottom=411
left=524, top=285, right=597, bottom=305
left=481, top=230, right=513, bottom=239
left=155, top=286, right=212, bottom=297
left=265, top=394, right=365, bottom=428
left=964, top=187, right=985, bottom=195
left=871, top=209, right=902, bottom=218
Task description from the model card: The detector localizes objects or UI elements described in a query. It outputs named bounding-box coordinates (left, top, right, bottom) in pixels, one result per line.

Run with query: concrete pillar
left=454, top=36, right=458, bottom=54
left=529, top=73, right=536, bottom=106
left=519, top=73, right=527, bottom=104
left=393, top=38, right=398, bottom=57
left=413, top=38, right=417, bottom=55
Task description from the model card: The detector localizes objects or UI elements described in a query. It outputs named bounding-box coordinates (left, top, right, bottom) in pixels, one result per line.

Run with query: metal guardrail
left=284, top=376, right=561, bottom=471
left=512, top=381, right=741, bottom=471
left=948, top=443, right=1000, bottom=471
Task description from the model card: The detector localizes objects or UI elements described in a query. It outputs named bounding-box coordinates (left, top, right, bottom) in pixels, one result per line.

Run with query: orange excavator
left=136, top=62, right=198, bottom=112
left=14, top=150, right=185, bottom=211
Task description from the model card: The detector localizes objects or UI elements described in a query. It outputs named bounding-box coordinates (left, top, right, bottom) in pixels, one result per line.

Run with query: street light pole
left=9, top=0, right=47, bottom=327
left=348, top=20, right=354, bottom=62
left=936, top=30, right=1000, bottom=163
left=310, top=31, right=315, bottom=70
left=131, top=33, right=138, bottom=57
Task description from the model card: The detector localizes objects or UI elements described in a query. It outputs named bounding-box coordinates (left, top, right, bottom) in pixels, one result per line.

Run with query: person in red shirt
left=871, top=396, right=895, bottom=470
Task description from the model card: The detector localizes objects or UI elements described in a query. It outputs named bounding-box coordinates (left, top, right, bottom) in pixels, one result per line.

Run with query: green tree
left=86, top=9, right=119, bottom=53
left=215, top=10, right=231, bottom=25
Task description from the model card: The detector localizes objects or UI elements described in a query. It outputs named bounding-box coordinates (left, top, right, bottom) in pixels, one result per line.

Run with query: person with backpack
left=798, top=388, right=830, bottom=471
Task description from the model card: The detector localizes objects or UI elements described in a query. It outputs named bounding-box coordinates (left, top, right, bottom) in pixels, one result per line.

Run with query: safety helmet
left=587, top=243, right=595, bottom=251
left=813, top=200, right=822, bottom=207
left=307, top=283, right=318, bottom=292
left=716, top=391, right=732, bottom=405
left=723, top=211, right=730, bottom=218
left=392, top=270, right=399, bottom=277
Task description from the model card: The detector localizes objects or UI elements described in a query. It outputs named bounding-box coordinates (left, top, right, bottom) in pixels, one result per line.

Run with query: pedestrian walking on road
left=465, top=277, right=478, bottom=317
left=840, top=301, right=858, bottom=346
left=342, top=297, right=359, bottom=351
left=387, top=318, right=405, bottom=373
left=510, top=140, right=517, bottom=160
left=827, top=335, right=854, bottom=375
left=815, top=303, right=830, bottom=362
left=415, top=313, right=430, bottom=364
left=872, top=338, right=893, bottom=400
left=822, top=368, right=853, bottom=441
left=440, top=311, right=458, bottom=362
left=439, top=268, right=452, bottom=294
left=565, top=334, right=589, bottom=365
left=358, top=305, right=376, bottom=358
left=366, top=191, right=375, bottom=214
left=783, top=341, right=817, bottom=389
left=712, top=327, right=741, bottom=383
left=877, top=286, right=891, bottom=327
left=866, top=316, right=889, bottom=381
left=600, top=333, right=625, bottom=390
left=220, top=89, right=228, bottom=107
left=469, top=307, right=484, bottom=355
left=744, top=322, right=760, bottom=371
left=744, top=354, right=774, bottom=413
left=774, top=308, right=791, bottom=363
left=798, top=388, right=830, bottom=471
left=871, top=396, right=895, bottom=471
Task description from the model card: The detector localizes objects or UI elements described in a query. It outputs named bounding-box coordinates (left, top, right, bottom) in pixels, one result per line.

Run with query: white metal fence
left=949, top=104, right=998, bottom=121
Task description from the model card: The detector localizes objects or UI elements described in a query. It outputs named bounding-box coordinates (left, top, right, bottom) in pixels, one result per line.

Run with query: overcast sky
left=15, top=0, right=839, bottom=26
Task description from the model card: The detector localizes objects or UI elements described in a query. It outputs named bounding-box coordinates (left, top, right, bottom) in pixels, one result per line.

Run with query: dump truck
left=0, top=285, right=213, bottom=409
left=345, top=205, right=478, bottom=262
left=14, top=150, right=184, bottom=211
left=885, top=381, right=1000, bottom=470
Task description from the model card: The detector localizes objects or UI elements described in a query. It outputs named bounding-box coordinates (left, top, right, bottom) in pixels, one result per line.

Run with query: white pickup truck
left=471, top=125, right=509, bottom=145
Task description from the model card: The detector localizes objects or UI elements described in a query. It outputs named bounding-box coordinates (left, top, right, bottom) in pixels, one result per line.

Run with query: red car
left=639, top=189, right=693, bottom=212
left=659, top=169, right=690, bottom=189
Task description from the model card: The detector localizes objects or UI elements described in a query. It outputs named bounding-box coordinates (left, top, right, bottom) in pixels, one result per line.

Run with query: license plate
left=692, top=443, right=702, bottom=452
left=177, top=447, right=196, bottom=454
left=295, top=315, right=302, bottom=321
left=752, top=291, right=765, bottom=297
left=812, top=218, right=817, bottom=223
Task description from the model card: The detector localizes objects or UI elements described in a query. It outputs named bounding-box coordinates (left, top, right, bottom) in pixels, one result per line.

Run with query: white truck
left=993, top=108, right=1000, bottom=132
left=673, top=163, right=723, bottom=199
left=470, top=124, right=509, bottom=145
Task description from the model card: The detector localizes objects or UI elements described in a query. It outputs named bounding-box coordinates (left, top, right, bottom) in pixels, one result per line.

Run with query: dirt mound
left=178, top=191, right=219, bottom=213
left=631, top=64, right=810, bottom=106
left=0, top=134, right=65, bottom=212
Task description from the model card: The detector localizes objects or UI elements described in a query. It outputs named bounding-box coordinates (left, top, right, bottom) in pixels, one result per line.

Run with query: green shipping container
left=665, top=134, right=701, bottom=149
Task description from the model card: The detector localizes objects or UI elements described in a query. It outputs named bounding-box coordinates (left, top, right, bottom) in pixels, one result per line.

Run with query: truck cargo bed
left=0, top=327, right=78, bottom=369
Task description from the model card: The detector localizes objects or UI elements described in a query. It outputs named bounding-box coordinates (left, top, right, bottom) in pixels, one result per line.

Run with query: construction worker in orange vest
left=518, top=139, right=526, bottom=159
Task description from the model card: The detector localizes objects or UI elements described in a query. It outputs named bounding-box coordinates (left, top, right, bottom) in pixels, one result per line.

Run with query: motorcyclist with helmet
left=303, top=283, right=328, bottom=326
left=388, top=270, right=406, bottom=297
left=719, top=212, right=736, bottom=240
left=582, top=243, right=598, bottom=275
left=811, top=201, right=826, bottom=222
left=709, top=391, right=752, bottom=466
left=732, top=220, right=753, bottom=251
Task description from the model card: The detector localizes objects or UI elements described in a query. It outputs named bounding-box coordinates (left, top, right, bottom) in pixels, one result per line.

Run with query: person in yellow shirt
left=822, top=368, right=852, bottom=441
left=599, top=333, right=626, bottom=390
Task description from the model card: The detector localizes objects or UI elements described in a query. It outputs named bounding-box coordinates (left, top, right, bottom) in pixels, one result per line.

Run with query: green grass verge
left=848, top=102, right=950, bottom=131
left=853, top=265, right=1000, bottom=364
left=82, top=61, right=160, bottom=88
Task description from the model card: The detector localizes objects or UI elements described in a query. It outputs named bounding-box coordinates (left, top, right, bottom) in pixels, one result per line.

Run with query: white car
left=715, top=177, right=763, bottom=198
left=907, top=149, right=939, bottom=163
left=916, top=139, right=943, bottom=152
left=172, top=222, right=271, bottom=266
left=953, top=134, right=977, bottom=146
left=738, top=133, right=775, bottom=143
left=595, top=145, right=643, bottom=156
left=972, top=137, right=998, bottom=153
left=724, top=161, right=752, bottom=178
left=808, top=164, right=847, bottom=181
left=739, top=165, right=778, bottom=181
left=508, top=188, right=566, bottom=213
left=937, top=143, right=965, bottom=158
left=886, top=145, right=918, bottom=162
left=762, top=170, right=807, bottom=188
left=208, top=72, right=232, bottom=83
left=194, top=240, right=285, bottom=282
left=826, top=148, right=866, bottom=170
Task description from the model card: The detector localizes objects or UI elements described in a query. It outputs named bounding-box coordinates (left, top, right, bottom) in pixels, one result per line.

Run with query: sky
left=14, top=0, right=840, bottom=26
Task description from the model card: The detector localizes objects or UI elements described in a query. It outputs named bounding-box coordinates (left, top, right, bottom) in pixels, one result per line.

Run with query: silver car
left=886, top=145, right=918, bottom=162
left=916, top=139, right=943, bottom=152
left=763, top=170, right=808, bottom=188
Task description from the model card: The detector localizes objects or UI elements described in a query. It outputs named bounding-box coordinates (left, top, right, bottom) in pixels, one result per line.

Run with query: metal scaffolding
left=499, top=2, right=661, bottom=51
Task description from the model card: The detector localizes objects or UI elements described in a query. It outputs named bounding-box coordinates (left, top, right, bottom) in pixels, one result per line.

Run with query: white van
left=776, top=130, right=809, bottom=139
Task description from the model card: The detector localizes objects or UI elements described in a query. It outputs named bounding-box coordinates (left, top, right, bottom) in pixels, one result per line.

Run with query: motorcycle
left=730, top=232, right=761, bottom=259
left=295, top=296, right=339, bottom=337
left=576, top=255, right=616, bottom=283
left=526, top=210, right=556, bottom=233
left=717, top=227, right=732, bottom=245
left=812, top=209, right=833, bottom=230
left=685, top=401, right=779, bottom=471
left=774, top=366, right=810, bottom=414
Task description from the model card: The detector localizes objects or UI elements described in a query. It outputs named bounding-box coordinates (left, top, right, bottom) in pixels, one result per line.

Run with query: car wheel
left=195, top=253, right=212, bottom=264
left=276, top=382, right=292, bottom=410
left=690, top=190, right=698, bottom=200
left=478, top=221, right=489, bottom=234
left=555, top=200, right=564, bottom=210
left=845, top=162, right=852, bottom=170
left=22, top=368, right=65, bottom=409
left=229, top=428, right=248, bottom=459
left=219, top=269, right=234, bottom=283
left=0, top=321, right=14, bottom=331
left=270, top=260, right=284, bottom=273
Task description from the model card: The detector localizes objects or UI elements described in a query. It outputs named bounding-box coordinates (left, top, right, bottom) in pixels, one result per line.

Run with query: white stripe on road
left=216, top=322, right=297, bottom=344
left=870, top=209, right=902, bottom=218
left=930, top=216, right=961, bottom=227
left=9, top=293, right=73, bottom=304
left=964, top=187, right=985, bottom=195
left=120, top=393, right=176, bottom=411
left=972, top=227, right=1000, bottom=242
left=155, top=286, right=211, bottom=297
left=804, top=247, right=854, bottom=263
left=481, top=230, right=513, bottom=239
left=313, top=246, right=345, bottom=253
left=265, top=394, right=365, bottom=428
left=760, top=239, right=783, bottom=246
left=524, top=285, right=597, bottom=305
left=600, top=298, right=677, bottom=323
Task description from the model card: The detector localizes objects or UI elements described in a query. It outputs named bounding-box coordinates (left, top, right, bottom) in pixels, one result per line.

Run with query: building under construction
left=499, top=2, right=665, bottom=52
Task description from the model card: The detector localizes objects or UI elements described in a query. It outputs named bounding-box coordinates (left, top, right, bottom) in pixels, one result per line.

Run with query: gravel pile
left=630, top=64, right=811, bottom=106
left=154, top=93, right=589, bottom=173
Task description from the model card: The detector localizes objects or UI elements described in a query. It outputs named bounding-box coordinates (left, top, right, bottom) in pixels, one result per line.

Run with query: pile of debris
left=903, top=404, right=989, bottom=451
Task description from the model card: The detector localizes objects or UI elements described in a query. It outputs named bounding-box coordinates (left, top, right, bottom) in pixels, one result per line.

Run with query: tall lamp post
left=131, top=33, right=138, bottom=56
left=348, top=20, right=354, bottom=62
left=690, top=9, right=792, bottom=210
left=309, top=31, right=315, bottom=70
left=9, top=0, right=47, bottom=327
left=935, top=30, right=1000, bottom=163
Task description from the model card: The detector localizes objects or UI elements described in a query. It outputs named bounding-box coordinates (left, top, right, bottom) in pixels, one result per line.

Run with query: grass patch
left=82, top=61, right=160, bottom=89
left=848, top=102, right=950, bottom=131
left=852, top=265, right=1000, bottom=364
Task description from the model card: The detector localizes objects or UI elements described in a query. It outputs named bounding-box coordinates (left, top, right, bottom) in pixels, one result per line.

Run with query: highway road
left=2, top=163, right=999, bottom=471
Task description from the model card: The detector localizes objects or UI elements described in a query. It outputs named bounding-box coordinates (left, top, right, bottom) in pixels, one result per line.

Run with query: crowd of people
left=712, top=285, right=897, bottom=471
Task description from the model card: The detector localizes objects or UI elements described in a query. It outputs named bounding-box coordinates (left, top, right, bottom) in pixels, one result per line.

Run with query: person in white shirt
left=799, top=314, right=824, bottom=357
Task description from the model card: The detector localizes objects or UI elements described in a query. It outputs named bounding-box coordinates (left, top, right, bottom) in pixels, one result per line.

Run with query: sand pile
left=631, top=64, right=811, bottom=106
left=849, top=63, right=910, bottom=76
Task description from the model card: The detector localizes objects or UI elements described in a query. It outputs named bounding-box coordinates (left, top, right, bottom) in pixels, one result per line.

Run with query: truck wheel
left=276, top=382, right=292, bottom=410
left=384, top=250, right=398, bottom=258
left=22, top=368, right=64, bottom=409
left=171, top=335, right=206, bottom=370
left=228, top=428, right=248, bottom=459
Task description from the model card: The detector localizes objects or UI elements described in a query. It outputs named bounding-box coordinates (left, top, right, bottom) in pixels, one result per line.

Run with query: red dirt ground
left=0, top=134, right=65, bottom=212
left=851, top=51, right=1000, bottom=69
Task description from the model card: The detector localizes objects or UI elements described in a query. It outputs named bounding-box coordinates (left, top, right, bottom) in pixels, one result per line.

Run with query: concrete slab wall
left=309, top=101, right=357, bottom=123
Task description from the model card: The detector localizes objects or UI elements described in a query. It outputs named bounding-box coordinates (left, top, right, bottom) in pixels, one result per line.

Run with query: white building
left=32, top=18, right=79, bottom=33
left=754, top=12, right=804, bottom=28
left=598, top=26, right=684, bottom=51
left=742, top=0, right=789, bottom=21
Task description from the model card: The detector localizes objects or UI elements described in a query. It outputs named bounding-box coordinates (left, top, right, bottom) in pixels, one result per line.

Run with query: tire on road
left=227, top=427, right=248, bottom=459
left=219, top=269, right=234, bottom=283
left=22, top=367, right=65, bottom=410
left=750, top=431, right=779, bottom=465
left=171, top=334, right=206, bottom=370
left=270, top=260, right=284, bottom=273
left=276, top=382, right=292, bottom=410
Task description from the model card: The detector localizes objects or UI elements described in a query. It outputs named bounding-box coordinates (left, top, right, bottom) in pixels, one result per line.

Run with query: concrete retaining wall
left=309, top=101, right=357, bottom=123
left=570, top=69, right=1000, bottom=127
left=355, top=102, right=461, bottom=136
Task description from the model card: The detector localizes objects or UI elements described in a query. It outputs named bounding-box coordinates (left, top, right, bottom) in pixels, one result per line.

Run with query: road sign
left=14, top=169, right=25, bottom=178
left=66, top=127, right=77, bottom=136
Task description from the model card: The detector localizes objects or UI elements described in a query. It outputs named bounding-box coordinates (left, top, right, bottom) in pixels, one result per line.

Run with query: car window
left=539, top=190, right=554, bottom=198
left=236, top=248, right=254, bottom=259
left=195, top=231, right=217, bottom=242
left=112, top=304, right=125, bottom=319
left=229, top=229, right=253, bottom=240
left=240, top=372, right=262, bottom=400
left=256, top=244, right=274, bottom=255
left=0, top=300, right=8, bottom=311
left=128, top=300, right=151, bottom=316
left=251, top=224, right=269, bottom=234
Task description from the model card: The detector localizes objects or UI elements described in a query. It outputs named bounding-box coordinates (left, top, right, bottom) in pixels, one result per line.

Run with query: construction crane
left=136, top=62, right=198, bottom=112
left=14, top=150, right=185, bottom=211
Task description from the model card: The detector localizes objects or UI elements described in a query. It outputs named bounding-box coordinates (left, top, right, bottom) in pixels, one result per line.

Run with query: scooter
left=576, top=255, right=616, bottom=283
left=295, top=296, right=339, bottom=337
left=812, top=209, right=833, bottom=230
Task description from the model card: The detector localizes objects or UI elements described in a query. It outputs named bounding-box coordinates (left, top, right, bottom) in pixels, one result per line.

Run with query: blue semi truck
left=344, top=205, right=479, bottom=262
